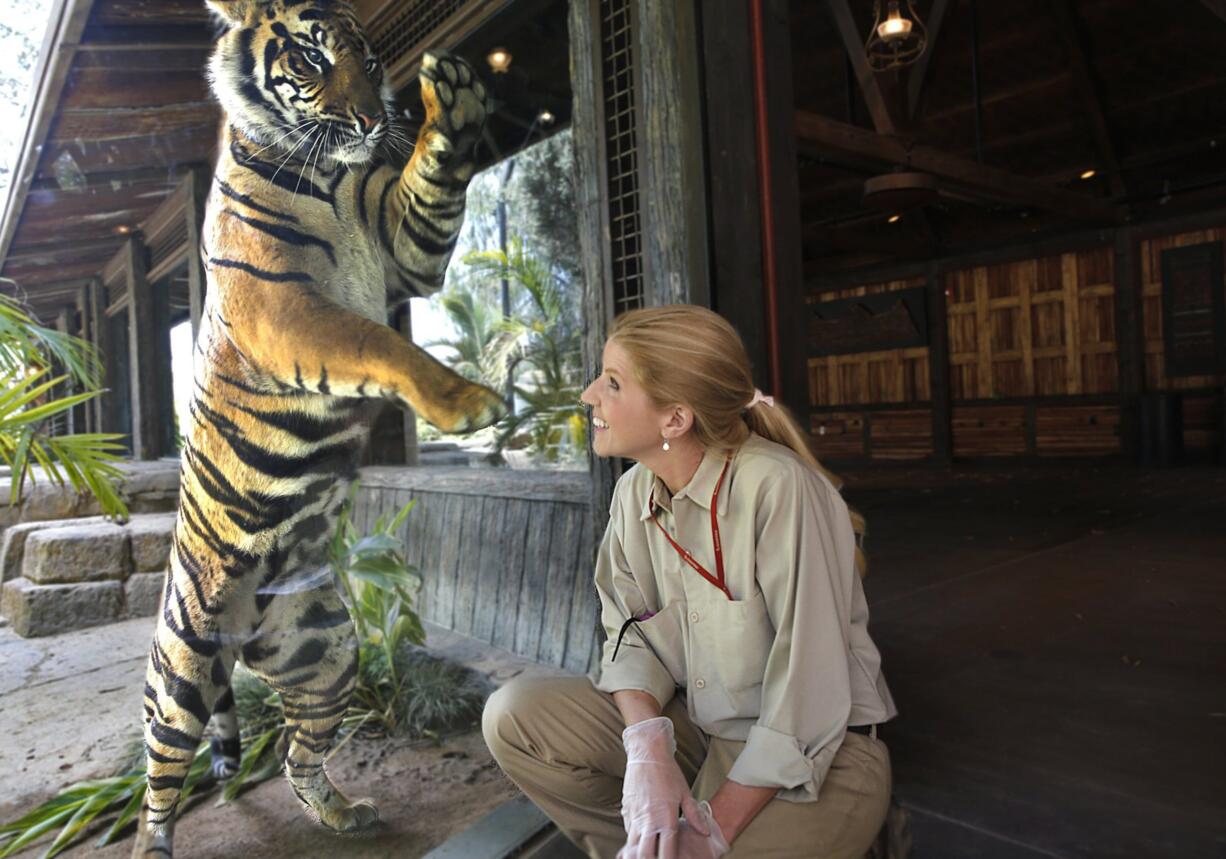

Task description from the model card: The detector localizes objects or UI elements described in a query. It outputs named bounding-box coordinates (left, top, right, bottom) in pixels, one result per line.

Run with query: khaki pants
left=482, top=674, right=891, bottom=859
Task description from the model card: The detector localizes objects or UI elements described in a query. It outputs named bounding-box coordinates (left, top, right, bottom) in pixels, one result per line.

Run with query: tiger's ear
left=206, top=0, right=258, bottom=27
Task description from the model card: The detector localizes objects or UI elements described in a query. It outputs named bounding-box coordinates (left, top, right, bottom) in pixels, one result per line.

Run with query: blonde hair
left=609, top=305, right=868, bottom=575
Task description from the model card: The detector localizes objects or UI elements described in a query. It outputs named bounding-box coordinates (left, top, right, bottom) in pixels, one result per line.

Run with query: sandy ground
left=64, top=730, right=520, bottom=859
left=0, top=616, right=562, bottom=858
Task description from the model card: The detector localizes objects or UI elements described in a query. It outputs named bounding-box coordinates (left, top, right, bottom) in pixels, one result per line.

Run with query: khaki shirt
left=593, top=433, right=897, bottom=802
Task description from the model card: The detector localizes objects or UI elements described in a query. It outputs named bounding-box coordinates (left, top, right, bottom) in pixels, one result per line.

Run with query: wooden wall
left=809, top=222, right=1226, bottom=462
left=354, top=467, right=599, bottom=675
left=809, top=277, right=935, bottom=461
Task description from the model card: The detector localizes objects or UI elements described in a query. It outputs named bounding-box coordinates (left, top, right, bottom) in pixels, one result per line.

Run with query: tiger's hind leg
left=133, top=623, right=232, bottom=857
left=243, top=587, right=377, bottom=833
left=208, top=682, right=242, bottom=780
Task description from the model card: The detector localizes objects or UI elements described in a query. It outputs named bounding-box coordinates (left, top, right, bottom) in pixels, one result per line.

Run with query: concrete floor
left=840, top=461, right=1226, bottom=859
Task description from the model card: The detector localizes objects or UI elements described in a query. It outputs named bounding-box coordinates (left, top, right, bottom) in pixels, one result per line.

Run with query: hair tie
left=747, top=389, right=775, bottom=409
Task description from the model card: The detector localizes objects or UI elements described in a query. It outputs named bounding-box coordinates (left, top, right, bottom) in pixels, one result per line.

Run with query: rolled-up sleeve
left=592, top=493, right=676, bottom=710
left=726, top=468, right=856, bottom=802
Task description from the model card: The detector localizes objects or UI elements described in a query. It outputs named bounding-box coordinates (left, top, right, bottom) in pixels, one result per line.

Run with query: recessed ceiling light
left=1079, top=168, right=1096, bottom=180
left=887, top=214, right=901, bottom=223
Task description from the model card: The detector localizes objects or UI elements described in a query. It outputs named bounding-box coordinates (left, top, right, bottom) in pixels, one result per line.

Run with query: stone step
left=0, top=512, right=176, bottom=637
left=1, top=570, right=167, bottom=637
left=9, top=512, right=177, bottom=586
left=23, top=522, right=130, bottom=584
left=1, top=578, right=125, bottom=638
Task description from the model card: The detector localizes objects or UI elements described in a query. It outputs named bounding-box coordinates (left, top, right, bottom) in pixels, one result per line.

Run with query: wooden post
left=74, top=285, right=91, bottom=433
left=86, top=278, right=109, bottom=435
left=1114, top=227, right=1144, bottom=458
left=702, top=0, right=807, bottom=411
left=570, top=0, right=616, bottom=541
left=184, top=168, right=210, bottom=341
left=125, top=236, right=165, bottom=459
left=702, top=0, right=767, bottom=384
left=53, top=308, right=73, bottom=436
left=635, top=0, right=709, bottom=307
left=397, top=302, right=419, bottom=466
left=759, top=0, right=809, bottom=416
left=927, top=264, right=953, bottom=463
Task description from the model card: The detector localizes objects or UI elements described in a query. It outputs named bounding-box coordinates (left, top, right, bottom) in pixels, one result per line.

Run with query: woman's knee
left=482, top=673, right=576, bottom=757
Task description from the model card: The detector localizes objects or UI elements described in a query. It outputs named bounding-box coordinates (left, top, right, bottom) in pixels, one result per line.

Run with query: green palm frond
left=0, top=289, right=128, bottom=518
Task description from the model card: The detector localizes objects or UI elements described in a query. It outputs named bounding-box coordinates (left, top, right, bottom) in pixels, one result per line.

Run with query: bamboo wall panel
left=353, top=469, right=599, bottom=674
left=1182, top=394, right=1222, bottom=451
left=952, top=405, right=1027, bottom=457
left=869, top=409, right=934, bottom=460
left=808, top=277, right=930, bottom=407
left=1139, top=227, right=1226, bottom=391
left=811, top=412, right=866, bottom=460
left=945, top=249, right=1118, bottom=401
left=1034, top=405, right=1121, bottom=455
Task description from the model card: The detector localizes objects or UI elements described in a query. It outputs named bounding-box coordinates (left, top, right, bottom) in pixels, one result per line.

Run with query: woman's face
left=580, top=340, right=671, bottom=460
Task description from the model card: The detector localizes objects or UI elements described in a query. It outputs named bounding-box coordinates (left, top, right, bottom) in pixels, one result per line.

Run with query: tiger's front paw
left=419, top=52, right=490, bottom=172
left=423, top=380, right=507, bottom=435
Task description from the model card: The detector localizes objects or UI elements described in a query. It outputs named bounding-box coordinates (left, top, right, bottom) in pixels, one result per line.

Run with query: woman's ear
left=663, top=405, right=694, bottom=438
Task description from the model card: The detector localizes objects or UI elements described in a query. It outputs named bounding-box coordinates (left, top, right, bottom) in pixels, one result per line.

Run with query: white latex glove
left=617, top=716, right=708, bottom=859
left=676, top=801, right=730, bottom=858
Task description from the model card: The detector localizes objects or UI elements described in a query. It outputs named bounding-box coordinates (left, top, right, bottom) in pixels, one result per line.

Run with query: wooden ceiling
left=792, top=0, right=1226, bottom=274
left=0, top=0, right=572, bottom=318
left=4, top=0, right=1223, bottom=314
left=0, top=0, right=216, bottom=313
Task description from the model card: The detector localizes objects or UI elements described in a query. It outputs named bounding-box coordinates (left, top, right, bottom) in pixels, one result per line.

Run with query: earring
left=662, top=438, right=670, bottom=452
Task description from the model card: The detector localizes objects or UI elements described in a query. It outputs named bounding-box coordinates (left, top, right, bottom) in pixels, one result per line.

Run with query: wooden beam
left=794, top=110, right=1118, bottom=222
left=907, top=0, right=951, bottom=120
left=1199, top=0, right=1226, bottom=24
left=1047, top=0, right=1125, bottom=199
left=826, top=0, right=896, bottom=135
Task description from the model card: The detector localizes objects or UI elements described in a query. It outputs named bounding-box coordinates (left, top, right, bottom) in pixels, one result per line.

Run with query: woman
left=483, top=305, right=897, bottom=859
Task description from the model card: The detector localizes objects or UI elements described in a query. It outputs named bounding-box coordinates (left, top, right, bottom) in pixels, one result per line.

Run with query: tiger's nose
left=355, top=112, right=381, bottom=134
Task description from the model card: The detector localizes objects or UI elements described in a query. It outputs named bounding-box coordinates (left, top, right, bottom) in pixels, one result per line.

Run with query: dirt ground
left=12, top=728, right=519, bottom=859
left=74, top=725, right=517, bottom=852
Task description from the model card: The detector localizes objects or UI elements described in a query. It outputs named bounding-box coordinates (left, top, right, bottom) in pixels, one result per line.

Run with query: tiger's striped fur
left=133, top=0, right=503, bottom=854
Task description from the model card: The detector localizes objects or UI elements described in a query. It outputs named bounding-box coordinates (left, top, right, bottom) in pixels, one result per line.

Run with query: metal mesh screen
left=369, top=0, right=465, bottom=69
left=599, top=0, right=643, bottom=315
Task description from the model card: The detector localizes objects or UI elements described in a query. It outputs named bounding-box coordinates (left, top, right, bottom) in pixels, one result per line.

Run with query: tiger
left=131, top=0, right=505, bottom=854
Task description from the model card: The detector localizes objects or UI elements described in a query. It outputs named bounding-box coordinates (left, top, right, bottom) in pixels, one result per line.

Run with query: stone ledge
left=128, top=513, right=177, bottom=572
left=124, top=571, right=166, bottom=618
left=0, top=516, right=109, bottom=584
left=1, top=577, right=124, bottom=637
left=23, top=523, right=130, bottom=584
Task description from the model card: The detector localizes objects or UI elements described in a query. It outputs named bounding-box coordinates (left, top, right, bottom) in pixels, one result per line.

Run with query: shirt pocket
left=688, top=588, right=776, bottom=724
left=627, top=600, right=687, bottom=686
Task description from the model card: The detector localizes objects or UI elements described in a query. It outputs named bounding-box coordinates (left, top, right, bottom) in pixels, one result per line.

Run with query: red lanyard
left=650, top=458, right=733, bottom=601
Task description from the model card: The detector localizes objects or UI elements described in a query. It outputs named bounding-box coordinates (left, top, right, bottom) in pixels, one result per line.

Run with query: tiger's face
left=208, top=0, right=392, bottom=165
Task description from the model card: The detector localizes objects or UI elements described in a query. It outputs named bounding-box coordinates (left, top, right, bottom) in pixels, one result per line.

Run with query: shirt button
left=689, top=611, right=700, bottom=623
left=694, top=678, right=706, bottom=689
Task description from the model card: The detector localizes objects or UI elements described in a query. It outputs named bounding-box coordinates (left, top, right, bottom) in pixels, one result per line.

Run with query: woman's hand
left=618, top=716, right=709, bottom=859
left=676, top=801, right=730, bottom=858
